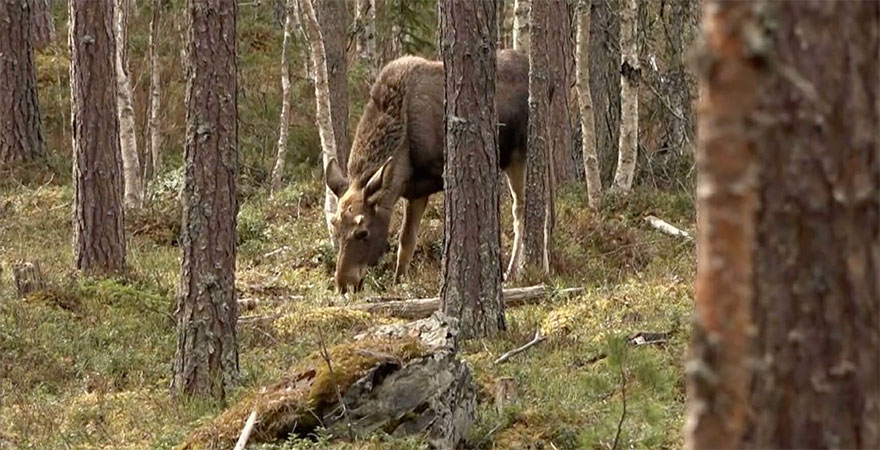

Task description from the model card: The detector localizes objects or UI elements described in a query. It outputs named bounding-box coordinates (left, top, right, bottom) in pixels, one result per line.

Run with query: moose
left=325, top=50, right=530, bottom=294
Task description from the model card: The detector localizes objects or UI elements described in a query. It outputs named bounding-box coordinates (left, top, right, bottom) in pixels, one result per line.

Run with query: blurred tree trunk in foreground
left=686, top=2, right=880, bottom=449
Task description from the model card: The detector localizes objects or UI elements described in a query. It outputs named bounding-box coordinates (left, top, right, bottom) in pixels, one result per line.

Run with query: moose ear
left=365, top=156, right=395, bottom=205
left=325, top=159, right=349, bottom=197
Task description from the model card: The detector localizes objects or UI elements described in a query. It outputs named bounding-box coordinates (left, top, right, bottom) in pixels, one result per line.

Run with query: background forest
left=5, top=0, right=866, bottom=449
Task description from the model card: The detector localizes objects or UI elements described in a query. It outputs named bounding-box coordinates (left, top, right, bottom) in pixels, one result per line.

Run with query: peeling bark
left=576, top=0, right=601, bottom=210
left=612, top=0, right=639, bottom=193
left=172, top=0, right=240, bottom=401
left=0, top=0, right=46, bottom=167
left=439, top=0, right=504, bottom=340
left=115, top=0, right=143, bottom=208
left=70, top=0, right=126, bottom=274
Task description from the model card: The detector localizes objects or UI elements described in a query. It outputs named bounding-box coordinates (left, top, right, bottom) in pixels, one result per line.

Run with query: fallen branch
left=233, top=410, right=258, bottom=450
left=494, top=328, right=546, bottom=364
left=644, top=215, right=692, bottom=240
left=353, top=285, right=583, bottom=320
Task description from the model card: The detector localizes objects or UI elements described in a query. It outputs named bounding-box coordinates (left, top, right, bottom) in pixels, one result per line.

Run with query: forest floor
left=0, top=171, right=695, bottom=450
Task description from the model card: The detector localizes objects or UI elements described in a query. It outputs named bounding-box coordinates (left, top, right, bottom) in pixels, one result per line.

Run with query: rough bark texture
left=743, top=2, right=880, bottom=448
left=439, top=0, right=504, bottom=341
left=589, top=0, right=620, bottom=185
left=270, top=0, right=295, bottom=195
left=512, top=0, right=529, bottom=52
left=147, top=0, right=163, bottom=179
left=115, top=0, right=143, bottom=208
left=546, top=0, right=575, bottom=183
left=300, top=0, right=340, bottom=243
left=70, top=0, right=126, bottom=274
left=576, top=0, right=600, bottom=210
left=612, top=0, right=639, bottom=193
left=172, top=0, right=239, bottom=401
left=315, top=0, right=350, bottom=169
left=519, top=0, right=554, bottom=278
left=684, top=3, right=760, bottom=448
left=0, top=0, right=45, bottom=167
left=29, top=0, right=54, bottom=50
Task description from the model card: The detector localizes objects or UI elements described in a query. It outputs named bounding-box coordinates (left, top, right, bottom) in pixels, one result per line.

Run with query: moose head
left=325, top=156, right=397, bottom=294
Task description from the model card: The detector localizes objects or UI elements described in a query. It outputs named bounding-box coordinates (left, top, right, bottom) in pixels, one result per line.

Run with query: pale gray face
left=326, top=157, right=395, bottom=293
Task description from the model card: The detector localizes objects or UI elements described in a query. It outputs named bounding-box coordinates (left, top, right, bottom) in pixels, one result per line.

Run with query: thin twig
left=494, top=328, right=546, bottom=365
left=317, top=327, right=354, bottom=440
left=611, top=367, right=627, bottom=450
left=233, top=410, right=258, bottom=450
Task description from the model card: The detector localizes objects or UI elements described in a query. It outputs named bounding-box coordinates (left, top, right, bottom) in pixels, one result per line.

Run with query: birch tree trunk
left=518, top=0, right=554, bottom=278
left=300, top=0, right=339, bottom=242
left=440, top=0, right=504, bottom=340
left=270, top=0, right=295, bottom=195
left=512, top=0, right=529, bottom=52
left=115, top=0, right=143, bottom=208
left=612, top=0, right=639, bottom=193
left=576, top=0, right=600, bottom=210
left=147, top=0, right=163, bottom=180
left=355, top=0, right=375, bottom=65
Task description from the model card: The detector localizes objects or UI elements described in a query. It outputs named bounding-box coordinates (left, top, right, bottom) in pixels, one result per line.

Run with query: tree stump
left=12, top=261, right=45, bottom=297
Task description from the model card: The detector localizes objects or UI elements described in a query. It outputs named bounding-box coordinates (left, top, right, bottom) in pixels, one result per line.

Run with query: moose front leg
left=393, top=196, right=429, bottom=283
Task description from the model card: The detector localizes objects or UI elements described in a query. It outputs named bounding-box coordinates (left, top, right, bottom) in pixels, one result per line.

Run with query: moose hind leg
left=394, top=196, right=429, bottom=283
left=504, top=160, right=525, bottom=281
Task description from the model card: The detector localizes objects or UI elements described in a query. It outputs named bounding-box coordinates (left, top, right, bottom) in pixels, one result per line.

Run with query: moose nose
left=335, top=270, right=364, bottom=295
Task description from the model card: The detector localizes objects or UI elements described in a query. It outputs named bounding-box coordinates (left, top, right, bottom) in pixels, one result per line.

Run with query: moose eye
left=354, top=229, right=369, bottom=240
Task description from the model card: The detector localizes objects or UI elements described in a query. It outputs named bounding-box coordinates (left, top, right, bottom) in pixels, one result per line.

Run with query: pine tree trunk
left=147, top=0, right=163, bottom=180
left=518, top=0, right=554, bottom=278
left=612, top=0, right=638, bottom=193
left=547, top=0, right=575, bottom=183
left=590, top=0, right=620, bottom=186
left=300, top=0, right=339, bottom=243
left=29, top=0, right=54, bottom=50
left=0, top=0, right=46, bottom=167
left=512, top=0, right=529, bottom=52
left=744, top=2, right=879, bottom=448
left=315, top=0, right=350, bottom=168
left=172, top=0, right=240, bottom=401
left=70, top=0, right=126, bottom=275
left=115, top=0, right=143, bottom=208
left=270, top=0, right=295, bottom=195
left=576, top=0, right=600, bottom=210
left=439, top=0, right=504, bottom=341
